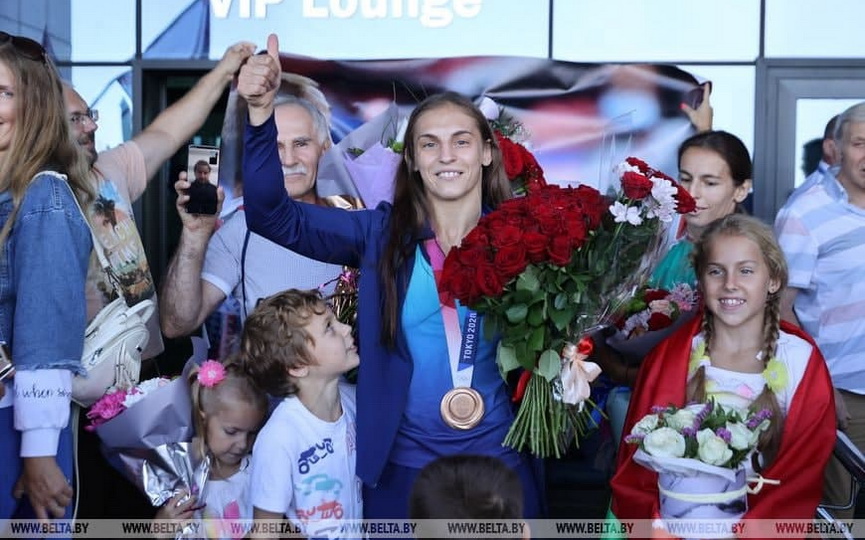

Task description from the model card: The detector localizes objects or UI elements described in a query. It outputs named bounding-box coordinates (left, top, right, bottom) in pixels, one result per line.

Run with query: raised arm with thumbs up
left=238, top=33, right=283, bottom=126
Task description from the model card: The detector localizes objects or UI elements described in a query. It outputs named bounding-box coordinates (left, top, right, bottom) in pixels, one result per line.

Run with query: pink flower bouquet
left=88, top=374, right=209, bottom=510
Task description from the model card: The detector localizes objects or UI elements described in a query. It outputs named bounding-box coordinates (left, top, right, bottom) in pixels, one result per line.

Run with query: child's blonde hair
left=240, top=289, right=328, bottom=397
left=689, top=214, right=788, bottom=469
left=189, top=355, right=268, bottom=461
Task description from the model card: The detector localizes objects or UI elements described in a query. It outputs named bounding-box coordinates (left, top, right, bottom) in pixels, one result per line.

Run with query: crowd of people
left=1, top=28, right=863, bottom=540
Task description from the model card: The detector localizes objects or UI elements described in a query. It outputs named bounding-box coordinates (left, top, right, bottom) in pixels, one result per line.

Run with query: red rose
left=647, top=312, right=673, bottom=331
left=476, top=263, right=505, bottom=298
left=490, top=224, right=524, bottom=249
left=675, top=185, right=697, bottom=214
left=440, top=264, right=476, bottom=305
left=547, top=235, right=573, bottom=266
left=496, top=134, right=525, bottom=179
left=494, top=244, right=529, bottom=280
left=456, top=245, right=491, bottom=268
left=461, top=226, right=489, bottom=250
left=621, top=171, right=653, bottom=200
left=522, top=231, right=548, bottom=263
left=564, top=216, right=588, bottom=249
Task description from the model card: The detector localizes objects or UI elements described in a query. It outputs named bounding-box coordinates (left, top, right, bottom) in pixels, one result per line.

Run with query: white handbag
left=64, top=174, right=154, bottom=406
left=73, top=296, right=154, bottom=406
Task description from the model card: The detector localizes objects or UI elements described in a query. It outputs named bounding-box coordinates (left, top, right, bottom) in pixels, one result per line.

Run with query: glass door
left=754, top=62, right=865, bottom=221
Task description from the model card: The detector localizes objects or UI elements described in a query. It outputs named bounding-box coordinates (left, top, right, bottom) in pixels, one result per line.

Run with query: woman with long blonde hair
left=0, top=32, right=93, bottom=522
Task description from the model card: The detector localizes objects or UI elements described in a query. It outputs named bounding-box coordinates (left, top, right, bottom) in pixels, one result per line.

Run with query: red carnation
left=621, top=171, right=654, bottom=200
left=626, top=157, right=651, bottom=172
left=675, top=185, right=697, bottom=214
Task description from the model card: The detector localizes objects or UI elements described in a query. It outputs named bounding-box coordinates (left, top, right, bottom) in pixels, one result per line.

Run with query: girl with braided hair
left=611, top=214, right=835, bottom=532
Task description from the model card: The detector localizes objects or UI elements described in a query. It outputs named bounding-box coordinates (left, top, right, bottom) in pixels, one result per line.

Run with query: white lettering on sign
left=211, top=0, right=285, bottom=19
left=302, top=0, right=483, bottom=28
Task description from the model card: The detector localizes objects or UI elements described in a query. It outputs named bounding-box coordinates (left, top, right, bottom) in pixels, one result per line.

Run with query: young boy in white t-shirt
left=241, top=289, right=361, bottom=539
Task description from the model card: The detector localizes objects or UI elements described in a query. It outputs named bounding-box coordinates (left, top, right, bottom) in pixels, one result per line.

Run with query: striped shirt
left=774, top=168, right=865, bottom=393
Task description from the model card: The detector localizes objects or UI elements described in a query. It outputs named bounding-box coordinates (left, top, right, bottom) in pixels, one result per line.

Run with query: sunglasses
left=0, top=32, right=47, bottom=64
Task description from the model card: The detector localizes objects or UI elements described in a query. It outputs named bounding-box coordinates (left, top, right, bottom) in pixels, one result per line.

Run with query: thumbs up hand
left=238, top=33, right=282, bottom=125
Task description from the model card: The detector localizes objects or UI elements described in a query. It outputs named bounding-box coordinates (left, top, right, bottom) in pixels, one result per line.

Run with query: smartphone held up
left=185, top=145, right=220, bottom=215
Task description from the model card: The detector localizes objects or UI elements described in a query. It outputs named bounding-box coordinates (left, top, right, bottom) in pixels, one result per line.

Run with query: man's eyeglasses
left=70, top=109, right=99, bottom=126
left=0, top=32, right=47, bottom=64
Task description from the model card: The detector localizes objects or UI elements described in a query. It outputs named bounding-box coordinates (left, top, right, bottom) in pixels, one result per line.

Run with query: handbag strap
left=45, top=170, right=124, bottom=297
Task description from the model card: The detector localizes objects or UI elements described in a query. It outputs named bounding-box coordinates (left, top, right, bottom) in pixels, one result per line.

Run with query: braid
left=762, top=292, right=781, bottom=366
left=751, top=291, right=784, bottom=471
left=686, top=365, right=708, bottom=404
left=701, top=310, right=714, bottom=360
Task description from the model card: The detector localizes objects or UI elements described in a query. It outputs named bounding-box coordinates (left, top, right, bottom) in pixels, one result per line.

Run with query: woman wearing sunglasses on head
left=0, top=32, right=93, bottom=522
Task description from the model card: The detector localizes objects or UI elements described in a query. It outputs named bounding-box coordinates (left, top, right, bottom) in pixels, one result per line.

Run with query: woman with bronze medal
left=239, top=34, right=545, bottom=524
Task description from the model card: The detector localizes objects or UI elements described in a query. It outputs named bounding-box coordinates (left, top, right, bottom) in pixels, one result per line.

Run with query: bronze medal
left=440, top=387, right=485, bottom=430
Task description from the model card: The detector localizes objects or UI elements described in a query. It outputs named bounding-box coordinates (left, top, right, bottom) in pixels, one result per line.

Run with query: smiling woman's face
left=412, top=103, right=492, bottom=205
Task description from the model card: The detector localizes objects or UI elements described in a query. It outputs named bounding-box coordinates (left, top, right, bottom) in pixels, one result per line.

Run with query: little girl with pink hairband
left=154, top=357, right=268, bottom=539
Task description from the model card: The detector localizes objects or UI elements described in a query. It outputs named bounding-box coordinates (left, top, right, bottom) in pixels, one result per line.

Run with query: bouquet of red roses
left=441, top=157, right=696, bottom=457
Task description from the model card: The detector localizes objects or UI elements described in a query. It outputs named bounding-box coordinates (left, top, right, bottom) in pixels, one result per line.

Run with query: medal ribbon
left=424, top=238, right=480, bottom=388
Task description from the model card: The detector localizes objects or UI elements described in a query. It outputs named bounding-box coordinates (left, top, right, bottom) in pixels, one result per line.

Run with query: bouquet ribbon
left=658, top=474, right=781, bottom=503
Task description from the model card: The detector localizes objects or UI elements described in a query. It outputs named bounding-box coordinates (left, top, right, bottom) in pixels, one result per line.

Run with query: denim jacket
left=0, top=172, right=91, bottom=372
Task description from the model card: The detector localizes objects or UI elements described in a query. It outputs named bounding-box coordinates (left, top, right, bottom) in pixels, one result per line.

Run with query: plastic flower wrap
left=88, top=373, right=209, bottom=536
left=626, top=401, right=775, bottom=530
left=440, top=157, right=696, bottom=458
left=341, top=102, right=407, bottom=209
left=626, top=401, right=771, bottom=468
left=606, top=283, right=699, bottom=365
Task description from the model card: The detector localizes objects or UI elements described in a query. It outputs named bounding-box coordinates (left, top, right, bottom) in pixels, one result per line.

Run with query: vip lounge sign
left=210, top=0, right=483, bottom=28
left=207, top=0, right=549, bottom=59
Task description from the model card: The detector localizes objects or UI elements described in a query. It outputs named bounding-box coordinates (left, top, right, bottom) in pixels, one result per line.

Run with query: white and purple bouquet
left=626, top=401, right=773, bottom=538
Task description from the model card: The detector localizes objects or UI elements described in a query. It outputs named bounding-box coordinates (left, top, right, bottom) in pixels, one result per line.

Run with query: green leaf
left=554, top=293, right=569, bottom=310
left=497, top=343, right=521, bottom=375
left=527, top=301, right=546, bottom=326
left=538, top=349, right=560, bottom=381
left=516, top=269, right=540, bottom=293
left=528, top=325, right=546, bottom=352
left=549, top=306, right=573, bottom=331
left=506, top=304, right=528, bottom=323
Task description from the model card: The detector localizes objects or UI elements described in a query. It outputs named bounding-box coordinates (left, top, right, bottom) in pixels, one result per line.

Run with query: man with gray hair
left=774, top=101, right=865, bottom=518
left=160, top=74, right=356, bottom=340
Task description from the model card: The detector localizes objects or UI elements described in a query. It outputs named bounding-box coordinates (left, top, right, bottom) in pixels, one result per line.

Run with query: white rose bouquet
left=626, top=400, right=771, bottom=468
left=625, top=401, right=773, bottom=538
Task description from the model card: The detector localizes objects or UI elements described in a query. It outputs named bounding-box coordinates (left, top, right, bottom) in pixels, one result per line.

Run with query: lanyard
left=424, top=238, right=480, bottom=388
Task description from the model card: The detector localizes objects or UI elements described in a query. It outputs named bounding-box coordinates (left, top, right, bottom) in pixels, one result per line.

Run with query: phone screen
left=186, top=145, right=220, bottom=215
left=683, top=81, right=712, bottom=110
